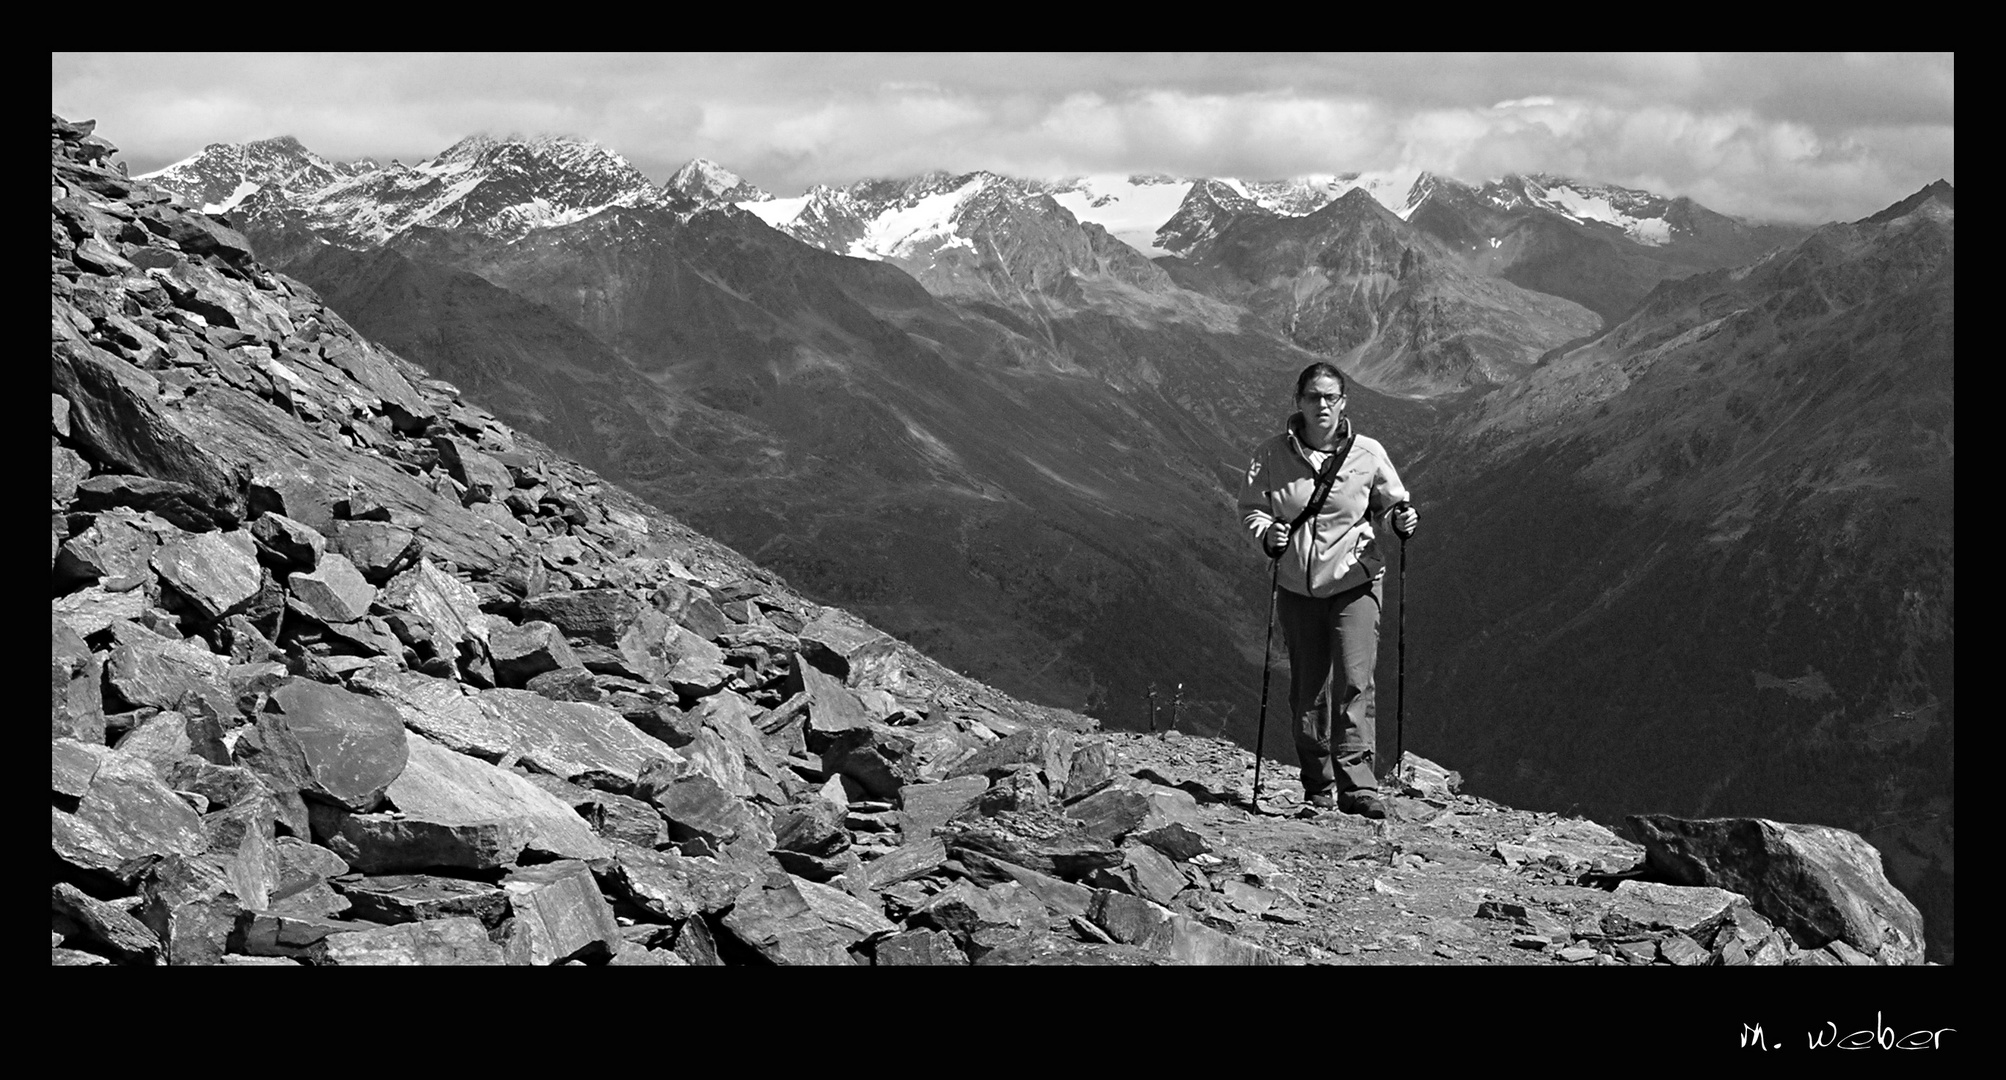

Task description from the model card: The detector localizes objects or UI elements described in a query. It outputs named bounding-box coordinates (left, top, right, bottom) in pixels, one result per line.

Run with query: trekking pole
left=1251, top=557, right=1281, bottom=810
left=1394, top=520, right=1408, bottom=789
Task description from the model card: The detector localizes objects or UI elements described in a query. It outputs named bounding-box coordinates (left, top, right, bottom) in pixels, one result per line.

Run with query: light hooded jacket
left=1238, top=415, right=1411, bottom=598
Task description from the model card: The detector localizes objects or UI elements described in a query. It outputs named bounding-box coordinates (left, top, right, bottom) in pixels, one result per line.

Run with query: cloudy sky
left=53, top=52, right=1952, bottom=224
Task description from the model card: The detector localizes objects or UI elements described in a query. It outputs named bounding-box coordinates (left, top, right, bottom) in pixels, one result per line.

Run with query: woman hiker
left=1238, top=362, right=1417, bottom=818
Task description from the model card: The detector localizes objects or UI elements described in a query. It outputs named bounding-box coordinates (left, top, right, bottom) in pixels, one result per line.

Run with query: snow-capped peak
left=667, top=158, right=771, bottom=204
left=1487, top=173, right=1677, bottom=246
left=140, top=130, right=673, bottom=246
left=136, top=134, right=375, bottom=214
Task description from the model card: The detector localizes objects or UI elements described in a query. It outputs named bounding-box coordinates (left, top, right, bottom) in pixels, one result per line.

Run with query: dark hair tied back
left=1294, top=362, right=1346, bottom=400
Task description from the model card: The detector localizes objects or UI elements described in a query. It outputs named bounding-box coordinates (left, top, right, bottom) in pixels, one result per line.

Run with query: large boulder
left=103, top=628, right=230, bottom=714
left=387, top=685, right=683, bottom=793
left=53, top=751, right=208, bottom=880
left=135, top=854, right=245, bottom=966
left=719, top=873, right=859, bottom=966
left=236, top=679, right=409, bottom=813
left=1628, top=815, right=1927, bottom=965
left=51, top=337, right=242, bottom=519
left=380, top=558, right=490, bottom=674
left=500, top=860, right=622, bottom=965
left=379, top=735, right=610, bottom=864
left=602, top=842, right=759, bottom=922
left=150, top=529, right=261, bottom=621
left=287, top=553, right=376, bottom=624
left=56, top=508, right=177, bottom=592
left=795, top=610, right=901, bottom=688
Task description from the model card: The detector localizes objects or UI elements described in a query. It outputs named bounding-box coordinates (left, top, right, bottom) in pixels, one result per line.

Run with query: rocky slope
left=1398, top=181, right=1955, bottom=962
left=51, top=114, right=1931, bottom=967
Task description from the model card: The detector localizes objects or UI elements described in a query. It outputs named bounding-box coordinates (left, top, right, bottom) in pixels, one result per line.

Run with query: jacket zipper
left=1295, top=418, right=1348, bottom=597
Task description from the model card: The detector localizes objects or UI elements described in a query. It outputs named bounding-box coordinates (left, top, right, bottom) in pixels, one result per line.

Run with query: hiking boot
left=1338, top=789, right=1388, bottom=819
left=1305, top=790, right=1337, bottom=810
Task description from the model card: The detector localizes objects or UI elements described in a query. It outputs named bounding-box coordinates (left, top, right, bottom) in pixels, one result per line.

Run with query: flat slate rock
left=104, top=629, right=229, bottom=713
left=795, top=610, right=901, bottom=688
left=304, top=916, right=505, bottom=966
left=350, top=667, right=486, bottom=740
left=54, top=751, right=208, bottom=877
left=313, top=804, right=532, bottom=875
left=240, top=912, right=380, bottom=957
left=645, top=773, right=769, bottom=851
left=162, top=759, right=274, bottom=815
left=52, top=882, right=160, bottom=963
left=1392, top=751, right=1462, bottom=799
left=956, top=851, right=1097, bottom=918
left=898, top=775, right=990, bottom=833
left=773, top=800, right=849, bottom=856
left=605, top=842, right=758, bottom=921
left=1087, top=889, right=1281, bottom=966
left=150, top=529, right=261, bottom=620
left=386, top=735, right=611, bottom=864
left=948, top=727, right=1074, bottom=783
left=1501, top=818, right=1645, bottom=876
left=489, top=620, right=580, bottom=687
left=861, top=835, right=950, bottom=891
left=52, top=738, right=106, bottom=800
left=1090, top=843, right=1188, bottom=907
left=57, top=508, right=175, bottom=592
left=257, top=679, right=410, bottom=812
left=381, top=557, right=490, bottom=662
left=249, top=512, right=326, bottom=570
left=520, top=588, right=644, bottom=646
left=1628, top=814, right=1927, bottom=965
left=287, top=552, right=376, bottom=624
left=791, top=875, right=897, bottom=944
left=793, top=657, right=873, bottom=737
left=818, top=724, right=921, bottom=801
left=202, top=798, right=281, bottom=910
left=336, top=875, right=511, bottom=928
left=580, top=789, right=668, bottom=848
left=136, top=854, right=243, bottom=966
left=52, top=585, right=148, bottom=639
left=720, top=875, right=859, bottom=966
left=1064, top=780, right=1213, bottom=860
left=946, top=816, right=1123, bottom=882
left=502, top=860, right=621, bottom=965
left=908, top=880, right=1051, bottom=942
left=274, top=836, right=351, bottom=892
left=873, top=928, right=968, bottom=966
left=446, top=688, right=684, bottom=791
left=1597, top=880, right=1746, bottom=940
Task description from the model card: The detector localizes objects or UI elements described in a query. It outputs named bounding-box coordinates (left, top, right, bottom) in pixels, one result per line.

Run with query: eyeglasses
left=1298, top=393, right=1344, bottom=405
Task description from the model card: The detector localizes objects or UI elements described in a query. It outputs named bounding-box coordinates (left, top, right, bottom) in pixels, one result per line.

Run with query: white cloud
left=51, top=52, right=1952, bottom=224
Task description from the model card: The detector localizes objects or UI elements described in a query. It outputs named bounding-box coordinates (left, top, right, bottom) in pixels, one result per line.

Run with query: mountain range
left=138, top=132, right=1952, bottom=960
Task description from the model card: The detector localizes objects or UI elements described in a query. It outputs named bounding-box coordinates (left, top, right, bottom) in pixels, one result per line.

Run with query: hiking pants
left=1277, top=577, right=1381, bottom=796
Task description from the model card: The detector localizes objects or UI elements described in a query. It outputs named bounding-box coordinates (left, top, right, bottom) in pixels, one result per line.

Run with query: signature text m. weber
left=1740, top=1014, right=1953, bottom=1050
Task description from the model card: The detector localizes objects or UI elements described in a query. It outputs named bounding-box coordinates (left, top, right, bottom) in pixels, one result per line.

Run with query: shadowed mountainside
left=1398, top=185, right=1955, bottom=961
